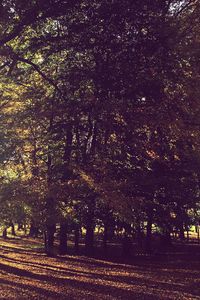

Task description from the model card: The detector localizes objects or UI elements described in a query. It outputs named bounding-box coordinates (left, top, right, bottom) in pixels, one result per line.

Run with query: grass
left=0, top=237, right=199, bottom=299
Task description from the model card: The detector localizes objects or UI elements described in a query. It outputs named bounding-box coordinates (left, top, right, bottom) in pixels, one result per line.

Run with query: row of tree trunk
left=2, top=218, right=198, bottom=256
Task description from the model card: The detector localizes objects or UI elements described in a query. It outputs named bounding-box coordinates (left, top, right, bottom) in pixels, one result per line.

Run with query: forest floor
left=0, top=237, right=199, bottom=300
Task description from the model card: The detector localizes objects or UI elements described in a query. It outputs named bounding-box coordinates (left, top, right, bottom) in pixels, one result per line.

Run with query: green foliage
left=0, top=0, right=199, bottom=244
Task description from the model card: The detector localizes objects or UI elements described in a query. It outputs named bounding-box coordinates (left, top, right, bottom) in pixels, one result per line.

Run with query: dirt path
left=0, top=238, right=199, bottom=299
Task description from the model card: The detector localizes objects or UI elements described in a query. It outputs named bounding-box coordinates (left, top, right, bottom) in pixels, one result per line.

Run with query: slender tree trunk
left=59, top=222, right=68, bottom=254
left=11, top=222, right=16, bottom=236
left=44, top=224, right=56, bottom=256
left=165, top=230, right=172, bottom=245
left=85, top=221, right=94, bottom=255
left=122, top=234, right=132, bottom=257
left=136, top=222, right=143, bottom=248
left=179, top=223, right=185, bottom=240
left=29, top=222, right=34, bottom=237
left=145, top=213, right=153, bottom=253
left=160, top=230, right=172, bottom=247
left=85, top=197, right=95, bottom=256
left=17, top=223, right=23, bottom=231
left=103, top=223, right=108, bottom=251
left=74, top=225, right=80, bottom=253
left=44, top=191, right=56, bottom=256
left=3, top=227, right=7, bottom=239
left=29, top=220, right=39, bottom=237
left=186, top=228, right=189, bottom=242
left=122, top=224, right=132, bottom=257
left=24, top=222, right=27, bottom=235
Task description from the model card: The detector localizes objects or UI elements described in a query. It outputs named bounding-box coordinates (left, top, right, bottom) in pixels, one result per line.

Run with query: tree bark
left=179, top=223, right=185, bottom=240
left=160, top=230, right=172, bottom=247
left=74, top=225, right=80, bottom=253
left=136, top=223, right=143, bottom=248
left=85, top=196, right=95, bottom=255
left=145, top=213, right=153, bottom=253
left=17, top=223, right=23, bottom=231
left=103, top=223, right=108, bottom=251
left=44, top=224, right=56, bottom=256
left=186, top=227, right=189, bottom=242
left=122, top=224, right=132, bottom=257
left=3, top=227, right=7, bottom=239
left=59, top=222, right=68, bottom=254
left=29, top=220, right=39, bottom=237
left=10, top=222, right=16, bottom=236
left=85, top=221, right=94, bottom=255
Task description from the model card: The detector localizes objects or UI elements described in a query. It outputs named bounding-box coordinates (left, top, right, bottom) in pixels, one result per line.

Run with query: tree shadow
left=0, top=238, right=200, bottom=299
left=0, top=254, right=199, bottom=299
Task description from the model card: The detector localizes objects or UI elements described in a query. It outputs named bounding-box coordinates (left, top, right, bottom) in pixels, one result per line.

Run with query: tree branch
left=16, top=55, right=61, bottom=94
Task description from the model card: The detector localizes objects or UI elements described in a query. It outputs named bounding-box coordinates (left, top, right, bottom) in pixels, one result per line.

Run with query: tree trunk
left=145, top=213, right=153, bottom=253
left=85, top=221, right=94, bottom=255
left=24, top=222, right=27, bottom=235
left=29, top=221, right=39, bottom=237
left=160, top=230, right=172, bottom=247
left=103, top=223, right=108, bottom=251
left=122, top=233, right=132, bottom=257
left=179, top=223, right=185, bottom=240
left=17, top=223, right=23, bottom=231
left=59, top=222, right=68, bottom=254
left=74, top=225, right=80, bottom=253
left=44, top=224, right=56, bottom=256
left=11, top=223, right=16, bottom=236
left=165, top=230, right=172, bottom=246
left=44, top=194, right=56, bottom=256
left=3, top=227, right=7, bottom=239
left=186, top=228, right=189, bottom=242
left=136, top=223, right=143, bottom=248
left=196, top=225, right=200, bottom=243
left=85, top=196, right=95, bottom=256
left=121, top=223, right=133, bottom=257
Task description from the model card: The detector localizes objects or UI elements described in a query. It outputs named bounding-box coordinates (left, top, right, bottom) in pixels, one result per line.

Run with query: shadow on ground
left=0, top=238, right=200, bottom=299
